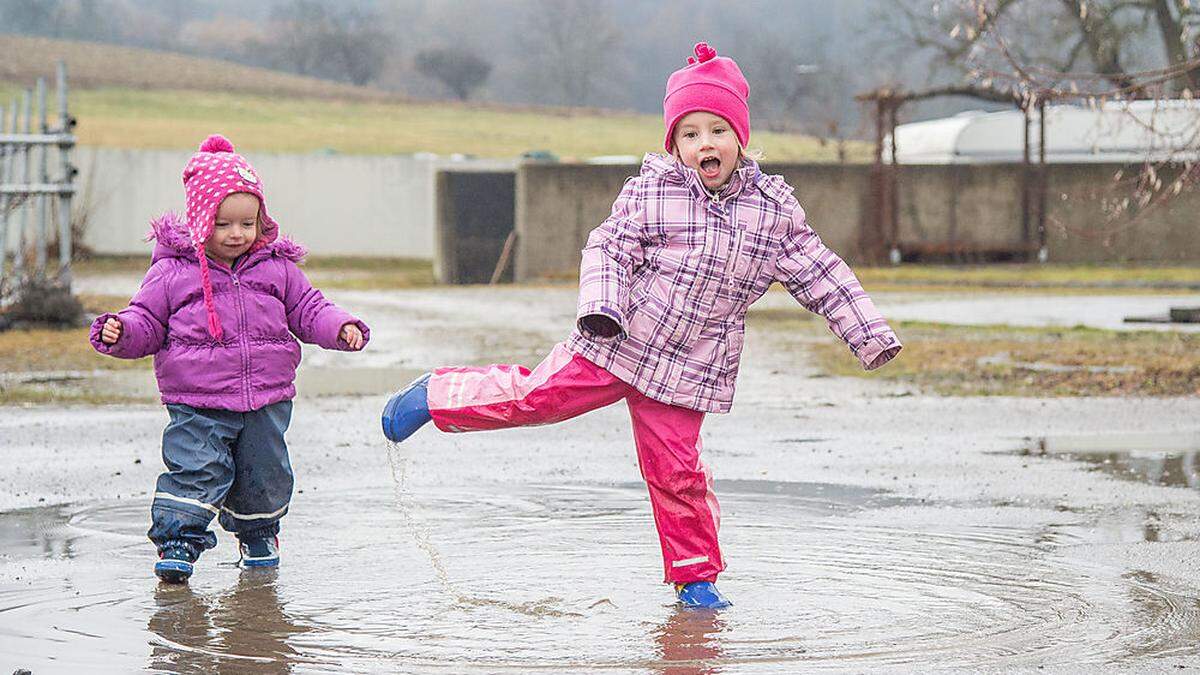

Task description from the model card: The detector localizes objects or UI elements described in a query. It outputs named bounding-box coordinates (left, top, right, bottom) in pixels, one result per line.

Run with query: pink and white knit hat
left=182, top=134, right=279, bottom=340
left=662, top=42, right=751, bottom=152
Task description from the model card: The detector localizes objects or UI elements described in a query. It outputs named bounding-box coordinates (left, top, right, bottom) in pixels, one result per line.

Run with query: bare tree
left=890, top=0, right=1199, bottom=98
left=884, top=0, right=1200, bottom=243
left=415, top=47, right=492, bottom=101
left=520, top=0, right=625, bottom=107
left=264, top=0, right=388, bottom=86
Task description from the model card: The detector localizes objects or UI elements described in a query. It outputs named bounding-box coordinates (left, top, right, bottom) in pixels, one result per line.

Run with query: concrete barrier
left=512, top=160, right=1200, bottom=281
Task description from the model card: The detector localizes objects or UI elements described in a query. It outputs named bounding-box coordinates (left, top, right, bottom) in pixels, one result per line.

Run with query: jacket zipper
left=231, top=272, right=251, bottom=411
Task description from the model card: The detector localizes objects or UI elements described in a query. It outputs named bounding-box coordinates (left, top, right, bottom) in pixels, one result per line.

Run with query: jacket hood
left=147, top=212, right=307, bottom=265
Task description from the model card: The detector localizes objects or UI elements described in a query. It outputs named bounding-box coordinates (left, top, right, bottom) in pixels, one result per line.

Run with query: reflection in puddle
left=1019, top=433, right=1200, bottom=489
left=148, top=570, right=312, bottom=674
left=3, top=480, right=1200, bottom=671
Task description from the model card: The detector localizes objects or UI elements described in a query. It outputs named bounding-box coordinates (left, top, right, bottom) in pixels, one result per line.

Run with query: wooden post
left=887, top=99, right=901, bottom=265
left=1037, top=97, right=1048, bottom=262
left=1021, top=102, right=1032, bottom=259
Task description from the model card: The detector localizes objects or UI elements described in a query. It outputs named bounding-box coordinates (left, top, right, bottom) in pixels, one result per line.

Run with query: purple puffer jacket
left=90, top=213, right=369, bottom=412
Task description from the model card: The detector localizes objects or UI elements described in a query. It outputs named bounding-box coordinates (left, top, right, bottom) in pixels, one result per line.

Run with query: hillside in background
left=0, top=36, right=869, bottom=161
left=0, top=35, right=393, bottom=101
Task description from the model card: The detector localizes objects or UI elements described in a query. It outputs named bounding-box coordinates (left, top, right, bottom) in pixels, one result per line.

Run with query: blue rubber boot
left=154, top=542, right=196, bottom=583
left=675, top=581, right=732, bottom=609
left=382, top=373, right=432, bottom=443
left=239, top=536, right=280, bottom=568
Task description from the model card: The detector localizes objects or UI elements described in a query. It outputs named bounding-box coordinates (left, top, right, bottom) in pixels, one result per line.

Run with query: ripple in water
left=1, top=476, right=1199, bottom=671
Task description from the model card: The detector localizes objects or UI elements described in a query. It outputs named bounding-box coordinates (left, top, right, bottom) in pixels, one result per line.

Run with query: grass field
left=0, top=36, right=866, bottom=161
left=804, top=320, right=1200, bottom=397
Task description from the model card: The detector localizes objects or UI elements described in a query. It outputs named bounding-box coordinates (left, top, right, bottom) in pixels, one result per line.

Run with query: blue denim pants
left=148, top=401, right=294, bottom=556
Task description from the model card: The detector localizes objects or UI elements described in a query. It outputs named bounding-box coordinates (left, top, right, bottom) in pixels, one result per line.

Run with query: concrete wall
left=1041, top=163, right=1200, bottom=263
left=513, top=160, right=1200, bottom=280
left=514, top=161, right=875, bottom=281
left=56, top=147, right=512, bottom=259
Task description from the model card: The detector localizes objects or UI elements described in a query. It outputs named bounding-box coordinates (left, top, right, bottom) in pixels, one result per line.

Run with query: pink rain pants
left=427, top=343, right=724, bottom=584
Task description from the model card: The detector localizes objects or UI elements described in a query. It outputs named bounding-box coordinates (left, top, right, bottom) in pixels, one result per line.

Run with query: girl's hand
left=100, top=317, right=123, bottom=345
left=340, top=323, right=365, bottom=350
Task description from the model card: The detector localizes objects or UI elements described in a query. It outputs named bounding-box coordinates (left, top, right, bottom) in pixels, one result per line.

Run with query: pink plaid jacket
left=566, top=153, right=901, bottom=413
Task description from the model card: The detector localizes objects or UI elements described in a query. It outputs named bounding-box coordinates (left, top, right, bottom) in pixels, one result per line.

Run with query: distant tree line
left=0, top=0, right=902, bottom=136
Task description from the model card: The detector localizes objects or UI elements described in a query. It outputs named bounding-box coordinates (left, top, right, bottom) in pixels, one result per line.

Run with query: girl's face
left=205, top=193, right=260, bottom=266
left=672, top=111, right=741, bottom=191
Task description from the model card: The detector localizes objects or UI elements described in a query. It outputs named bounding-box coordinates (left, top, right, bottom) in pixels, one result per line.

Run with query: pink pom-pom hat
left=182, top=134, right=279, bottom=340
left=662, top=42, right=751, bottom=152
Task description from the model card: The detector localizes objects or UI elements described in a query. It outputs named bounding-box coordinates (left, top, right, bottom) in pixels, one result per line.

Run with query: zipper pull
left=231, top=275, right=239, bottom=285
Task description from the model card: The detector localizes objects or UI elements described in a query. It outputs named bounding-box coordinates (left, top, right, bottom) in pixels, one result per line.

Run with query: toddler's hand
left=100, top=317, right=123, bottom=345
left=580, top=313, right=621, bottom=338
left=340, top=323, right=365, bottom=350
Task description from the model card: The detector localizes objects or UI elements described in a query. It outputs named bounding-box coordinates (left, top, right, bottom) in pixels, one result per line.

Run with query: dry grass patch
left=807, top=320, right=1200, bottom=397
left=855, top=264, right=1200, bottom=293
left=0, top=294, right=146, bottom=373
left=302, top=257, right=435, bottom=290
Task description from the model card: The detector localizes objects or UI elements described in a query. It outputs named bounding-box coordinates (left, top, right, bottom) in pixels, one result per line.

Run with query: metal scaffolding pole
left=0, top=103, right=8, bottom=289
left=35, top=77, right=48, bottom=274
left=55, top=62, right=74, bottom=276
left=0, top=62, right=76, bottom=302
left=15, top=89, right=31, bottom=278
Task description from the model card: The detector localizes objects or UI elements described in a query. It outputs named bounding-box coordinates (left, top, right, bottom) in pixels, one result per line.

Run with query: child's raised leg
left=626, top=392, right=729, bottom=608
left=217, top=400, right=293, bottom=568
left=148, top=404, right=239, bottom=582
left=406, top=343, right=632, bottom=434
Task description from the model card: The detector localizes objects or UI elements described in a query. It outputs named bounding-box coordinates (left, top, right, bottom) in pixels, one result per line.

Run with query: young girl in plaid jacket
left=383, top=42, right=901, bottom=609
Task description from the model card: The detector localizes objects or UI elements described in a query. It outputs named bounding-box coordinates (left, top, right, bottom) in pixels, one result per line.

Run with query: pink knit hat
left=662, top=42, right=750, bottom=152
left=182, top=134, right=279, bottom=340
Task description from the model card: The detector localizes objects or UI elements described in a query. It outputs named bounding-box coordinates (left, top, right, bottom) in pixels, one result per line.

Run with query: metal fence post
left=35, top=77, right=49, bottom=274
left=15, top=89, right=31, bottom=278
left=56, top=61, right=74, bottom=278
left=0, top=66, right=76, bottom=306
left=0, top=103, right=8, bottom=291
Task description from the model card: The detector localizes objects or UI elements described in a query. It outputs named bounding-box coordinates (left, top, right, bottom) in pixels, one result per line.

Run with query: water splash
left=384, top=439, right=592, bottom=619
left=385, top=440, right=459, bottom=602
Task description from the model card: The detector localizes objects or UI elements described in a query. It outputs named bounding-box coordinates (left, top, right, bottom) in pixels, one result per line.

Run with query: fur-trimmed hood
left=147, top=211, right=307, bottom=266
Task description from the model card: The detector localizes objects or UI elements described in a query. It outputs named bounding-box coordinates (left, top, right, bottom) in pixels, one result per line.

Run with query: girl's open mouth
left=700, top=157, right=721, bottom=177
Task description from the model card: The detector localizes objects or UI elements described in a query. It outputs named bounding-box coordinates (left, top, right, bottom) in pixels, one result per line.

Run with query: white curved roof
left=888, top=100, right=1200, bottom=164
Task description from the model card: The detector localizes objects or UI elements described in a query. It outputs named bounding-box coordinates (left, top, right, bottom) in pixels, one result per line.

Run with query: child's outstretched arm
left=577, top=177, right=646, bottom=341
left=775, top=202, right=901, bottom=370
left=89, top=260, right=174, bottom=359
left=282, top=261, right=369, bottom=351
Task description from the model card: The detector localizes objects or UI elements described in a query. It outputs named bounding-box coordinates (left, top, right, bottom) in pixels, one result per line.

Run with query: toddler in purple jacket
left=90, top=135, right=369, bottom=583
left=382, top=43, right=901, bottom=609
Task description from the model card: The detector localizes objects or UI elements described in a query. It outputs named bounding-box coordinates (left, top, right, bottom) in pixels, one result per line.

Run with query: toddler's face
left=672, top=111, right=740, bottom=191
left=205, top=192, right=260, bottom=266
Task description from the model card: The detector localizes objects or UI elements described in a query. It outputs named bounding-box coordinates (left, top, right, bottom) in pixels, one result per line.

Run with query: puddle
left=3, top=477, right=1200, bottom=672
left=1018, top=433, right=1200, bottom=489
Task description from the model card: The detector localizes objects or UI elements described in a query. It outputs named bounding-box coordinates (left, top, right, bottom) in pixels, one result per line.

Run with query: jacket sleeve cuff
left=89, top=313, right=122, bottom=356
left=855, top=332, right=902, bottom=371
left=576, top=301, right=626, bottom=342
left=318, top=309, right=366, bottom=351
left=338, top=318, right=370, bottom=351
